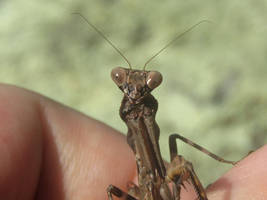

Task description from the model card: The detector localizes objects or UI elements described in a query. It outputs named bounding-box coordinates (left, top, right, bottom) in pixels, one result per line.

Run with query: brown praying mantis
left=74, top=13, right=236, bottom=200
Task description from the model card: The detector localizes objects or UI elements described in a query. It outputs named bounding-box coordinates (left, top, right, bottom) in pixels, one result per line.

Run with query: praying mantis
left=74, top=13, right=236, bottom=200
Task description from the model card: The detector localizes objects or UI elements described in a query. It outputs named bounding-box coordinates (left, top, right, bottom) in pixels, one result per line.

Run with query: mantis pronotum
left=74, top=13, right=236, bottom=200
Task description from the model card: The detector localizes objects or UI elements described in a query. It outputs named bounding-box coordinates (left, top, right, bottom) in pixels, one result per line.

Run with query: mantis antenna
left=143, top=20, right=212, bottom=70
left=73, top=13, right=132, bottom=69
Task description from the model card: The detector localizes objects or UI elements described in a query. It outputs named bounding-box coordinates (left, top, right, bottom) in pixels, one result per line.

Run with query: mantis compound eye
left=111, top=67, right=127, bottom=86
left=146, top=71, right=163, bottom=89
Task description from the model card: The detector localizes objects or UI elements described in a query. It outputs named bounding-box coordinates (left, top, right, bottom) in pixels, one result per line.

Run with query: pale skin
left=0, top=83, right=266, bottom=200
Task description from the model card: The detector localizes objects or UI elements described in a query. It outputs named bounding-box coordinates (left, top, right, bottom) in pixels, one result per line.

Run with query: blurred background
left=1, top=0, right=267, bottom=186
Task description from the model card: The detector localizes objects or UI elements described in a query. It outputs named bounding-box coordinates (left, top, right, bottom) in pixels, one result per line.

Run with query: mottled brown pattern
left=108, top=67, right=218, bottom=200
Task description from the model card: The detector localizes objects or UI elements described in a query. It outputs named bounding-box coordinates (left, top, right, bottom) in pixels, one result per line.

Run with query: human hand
left=0, top=84, right=266, bottom=200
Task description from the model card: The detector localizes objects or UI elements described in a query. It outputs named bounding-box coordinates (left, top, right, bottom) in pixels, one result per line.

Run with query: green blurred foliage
left=1, top=0, right=267, bottom=185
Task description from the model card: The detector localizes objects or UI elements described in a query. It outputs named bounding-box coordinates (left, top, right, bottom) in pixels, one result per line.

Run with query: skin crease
left=0, top=83, right=266, bottom=200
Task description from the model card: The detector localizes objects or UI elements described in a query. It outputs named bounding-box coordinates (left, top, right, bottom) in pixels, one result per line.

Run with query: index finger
left=0, top=84, right=136, bottom=200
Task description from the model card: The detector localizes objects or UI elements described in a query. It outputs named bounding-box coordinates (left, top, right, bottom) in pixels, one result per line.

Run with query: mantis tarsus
left=74, top=13, right=236, bottom=200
